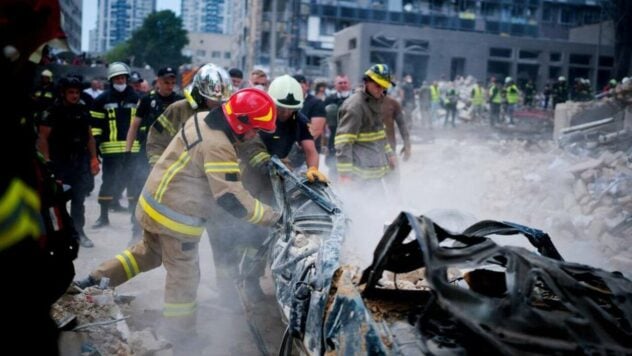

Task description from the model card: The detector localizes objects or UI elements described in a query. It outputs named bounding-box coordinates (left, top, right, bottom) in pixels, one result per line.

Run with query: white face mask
left=339, top=90, right=350, bottom=98
left=113, top=83, right=127, bottom=92
left=253, top=84, right=266, bottom=90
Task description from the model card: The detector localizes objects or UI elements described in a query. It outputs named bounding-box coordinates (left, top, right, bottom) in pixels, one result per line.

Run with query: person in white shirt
left=83, top=79, right=103, bottom=99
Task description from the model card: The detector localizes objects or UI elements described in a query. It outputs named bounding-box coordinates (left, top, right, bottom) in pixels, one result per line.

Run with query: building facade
left=230, top=0, right=607, bottom=81
left=60, top=0, right=83, bottom=53
left=182, top=32, right=234, bottom=68
left=333, top=22, right=614, bottom=90
left=182, top=0, right=230, bottom=34
left=93, top=0, right=157, bottom=53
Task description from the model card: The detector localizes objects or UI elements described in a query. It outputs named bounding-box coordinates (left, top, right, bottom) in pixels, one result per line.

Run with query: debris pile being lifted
left=264, top=156, right=632, bottom=355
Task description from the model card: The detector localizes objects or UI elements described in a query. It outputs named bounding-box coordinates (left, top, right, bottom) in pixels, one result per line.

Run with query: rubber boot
left=110, top=200, right=127, bottom=212
left=92, top=202, right=110, bottom=228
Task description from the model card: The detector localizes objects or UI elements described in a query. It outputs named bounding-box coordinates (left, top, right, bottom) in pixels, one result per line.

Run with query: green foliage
left=105, top=42, right=131, bottom=63
left=127, top=10, right=190, bottom=70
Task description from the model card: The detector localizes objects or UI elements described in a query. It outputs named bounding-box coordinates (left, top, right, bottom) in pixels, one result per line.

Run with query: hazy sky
left=81, top=0, right=182, bottom=51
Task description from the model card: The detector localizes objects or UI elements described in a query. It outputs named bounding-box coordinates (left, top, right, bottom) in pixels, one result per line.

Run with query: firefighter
left=488, top=77, right=503, bottom=126
left=523, top=79, right=535, bottom=107
left=125, top=66, right=183, bottom=244
left=38, top=75, right=101, bottom=247
left=444, top=83, right=458, bottom=128
left=335, top=64, right=396, bottom=183
left=381, top=93, right=411, bottom=161
left=145, top=63, right=232, bottom=166
left=32, top=69, right=56, bottom=119
left=505, top=77, right=520, bottom=125
left=552, top=76, right=568, bottom=108
left=90, top=62, right=140, bottom=228
left=75, top=89, right=281, bottom=347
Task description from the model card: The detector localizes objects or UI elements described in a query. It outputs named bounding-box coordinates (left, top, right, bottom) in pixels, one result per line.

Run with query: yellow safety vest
left=430, top=85, right=440, bottom=103
left=506, top=84, right=519, bottom=104
left=472, top=86, right=484, bottom=105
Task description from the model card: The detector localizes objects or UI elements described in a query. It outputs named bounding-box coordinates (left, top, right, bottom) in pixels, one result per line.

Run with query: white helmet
left=504, top=76, right=512, bottom=84
left=267, top=75, right=304, bottom=109
left=107, top=62, right=130, bottom=80
left=193, top=63, right=232, bottom=102
left=558, top=76, right=566, bottom=81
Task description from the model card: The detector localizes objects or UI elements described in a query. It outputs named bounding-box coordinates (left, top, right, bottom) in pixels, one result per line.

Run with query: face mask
left=253, top=84, right=266, bottom=90
left=113, top=83, right=127, bottom=92
left=339, top=90, right=350, bottom=98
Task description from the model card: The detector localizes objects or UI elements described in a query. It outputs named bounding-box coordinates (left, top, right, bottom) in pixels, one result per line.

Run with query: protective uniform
left=489, top=82, right=503, bottom=126
left=146, top=63, right=231, bottom=165
left=90, top=62, right=139, bottom=227
left=505, top=79, right=520, bottom=124
left=335, top=64, right=395, bottom=181
left=32, top=70, right=56, bottom=120
left=82, top=89, right=280, bottom=338
left=470, top=84, right=485, bottom=120
left=39, top=76, right=96, bottom=246
left=552, top=77, right=568, bottom=107
left=381, top=95, right=411, bottom=156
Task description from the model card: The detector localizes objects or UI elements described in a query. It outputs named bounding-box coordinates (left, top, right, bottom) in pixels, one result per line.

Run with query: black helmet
left=364, top=64, right=395, bottom=89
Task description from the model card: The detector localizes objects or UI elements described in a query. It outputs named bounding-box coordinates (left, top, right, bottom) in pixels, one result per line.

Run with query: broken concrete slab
left=568, top=158, right=604, bottom=175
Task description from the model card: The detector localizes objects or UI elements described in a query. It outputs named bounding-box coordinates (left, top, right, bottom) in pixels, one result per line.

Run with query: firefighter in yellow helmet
left=335, top=64, right=396, bottom=183
left=75, top=88, right=281, bottom=348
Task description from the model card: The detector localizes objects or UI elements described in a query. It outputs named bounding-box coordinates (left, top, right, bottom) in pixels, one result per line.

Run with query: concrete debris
left=52, top=286, right=161, bottom=356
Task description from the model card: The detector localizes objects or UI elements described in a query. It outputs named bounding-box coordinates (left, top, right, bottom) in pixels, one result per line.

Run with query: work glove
left=400, top=144, right=411, bottom=162
left=306, top=166, right=328, bottom=183
left=90, top=157, right=101, bottom=176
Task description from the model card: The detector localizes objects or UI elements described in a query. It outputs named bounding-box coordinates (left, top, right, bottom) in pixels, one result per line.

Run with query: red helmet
left=222, top=88, right=277, bottom=135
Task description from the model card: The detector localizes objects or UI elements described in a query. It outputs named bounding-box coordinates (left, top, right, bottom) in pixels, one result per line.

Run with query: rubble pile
left=53, top=287, right=172, bottom=355
left=482, top=139, right=631, bottom=272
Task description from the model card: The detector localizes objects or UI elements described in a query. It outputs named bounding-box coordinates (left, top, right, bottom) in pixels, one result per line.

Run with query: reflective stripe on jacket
left=335, top=90, right=393, bottom=180
left=90, top=88, right=139, bottom=155
left=0, top=179, right=42, bottom=251
left=146, top=99, right=198, bottom=166
left=137, top=110, right=279, bottom=240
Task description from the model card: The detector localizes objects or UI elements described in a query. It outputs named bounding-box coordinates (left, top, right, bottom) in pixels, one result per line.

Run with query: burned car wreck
left=265, top=157, right=632, bottom=355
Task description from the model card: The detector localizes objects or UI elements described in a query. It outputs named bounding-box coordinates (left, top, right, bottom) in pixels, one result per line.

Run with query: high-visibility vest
left=430, top=85, right=440, bottom=103
left=471, top=85, right=484, bottom=105
left=506, top=84, right=519, bottom=104
left=490, top=85, right=502, bottom=104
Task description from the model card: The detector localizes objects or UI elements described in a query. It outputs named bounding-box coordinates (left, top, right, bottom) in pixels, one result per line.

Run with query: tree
left=127, top=10, right=190, bottom=70
left=104, top=42, right=131, bottom=64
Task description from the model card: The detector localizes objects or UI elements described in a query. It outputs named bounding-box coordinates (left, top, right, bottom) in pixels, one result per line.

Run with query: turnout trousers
left=90, top=230, right=200, bottom=327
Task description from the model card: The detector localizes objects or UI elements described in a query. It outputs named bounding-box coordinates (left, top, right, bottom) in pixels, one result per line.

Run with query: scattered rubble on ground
left=53, top=286, right=172, bottom=355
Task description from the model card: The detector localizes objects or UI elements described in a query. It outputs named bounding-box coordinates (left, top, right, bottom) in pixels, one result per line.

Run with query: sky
left=81, top=0, right=181, bottom=52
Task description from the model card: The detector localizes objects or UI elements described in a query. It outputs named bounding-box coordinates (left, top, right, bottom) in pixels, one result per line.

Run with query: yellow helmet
left=364, top=64, right=394, bottom=89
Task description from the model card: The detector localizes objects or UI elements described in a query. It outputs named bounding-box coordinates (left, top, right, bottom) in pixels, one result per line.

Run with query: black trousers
left=56, top=156, right=94, bottom=231
left=98, top=154, right=128, bottom=205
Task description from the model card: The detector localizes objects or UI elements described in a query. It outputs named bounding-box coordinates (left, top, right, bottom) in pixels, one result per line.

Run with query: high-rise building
left=230, top=0, right=607, bottom=80
left=182, top=0, right=230, bottom=34
left=93, top=0, right=157, bottom=53
left=59, top=0, right=83, bottom=53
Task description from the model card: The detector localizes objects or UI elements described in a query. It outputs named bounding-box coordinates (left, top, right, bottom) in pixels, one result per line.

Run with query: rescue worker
left=90, top=61, right=140, bottom=228
left=398, top=74, right=416, bottom=127
left=38, top=75, right=100, bottom=247
left=444, top=84, right=458, bottom=128
left=552, top=76, right=568, bottom=108
left=335, top=64, right=396, bottom=183
left=144, top=63, right=239, bottom=303
left=488, top=77, right=503, bottom=126
left=129, top=71, right=144, bottom=94
left=287, top=74, right=327, bottom=169
left=523, top=79, right=535, bottom=107
left=146, top=63, right=231, bottom=166
left=324, top=74, right=352, bottom=178
left=470, top=80, right=485, bottom=121
left=32, top=69, right=56, bottom=119
left=2, top=2, right=80, bottom=352
left=75, top=89, right=281, bottom=347
left=382, top=93, right=411, bottom=161
left=125, top=66, right=183, bottom=244
left=505, top=77, right=520, bottom=125
left=429, top=80, right=442, bottom=125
